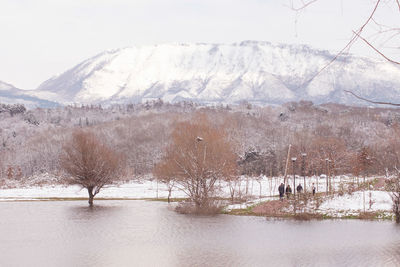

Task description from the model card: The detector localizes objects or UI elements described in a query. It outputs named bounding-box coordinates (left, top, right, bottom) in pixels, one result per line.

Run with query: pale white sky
left=0, top=0, right=399, bottom=89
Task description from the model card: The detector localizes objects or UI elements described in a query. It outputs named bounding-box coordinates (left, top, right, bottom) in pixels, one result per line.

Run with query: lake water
left=0, top=200, right=399, bottom=267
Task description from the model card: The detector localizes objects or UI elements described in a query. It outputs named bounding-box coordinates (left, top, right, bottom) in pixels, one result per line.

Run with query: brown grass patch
left=252, top=200, right=290, bottom=216
left=357, top=212, right=378, bottom=220
left=175, top=201, right=222, bottom=215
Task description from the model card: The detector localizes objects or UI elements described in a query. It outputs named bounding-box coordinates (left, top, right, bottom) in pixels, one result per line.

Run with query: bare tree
left=60, top=130, right=122, bottom=206
left=386, top=174, right=400, bottom=223
left=153, top=161, right=176, bottom=203
left=309, top=136, right=348, bottom=192
left=226, top=175, right=241, bottom=203
left=154, top=114, right=237, bottom=212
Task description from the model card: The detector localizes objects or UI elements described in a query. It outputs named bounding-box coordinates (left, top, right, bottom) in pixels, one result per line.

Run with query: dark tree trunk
left=195, top=199, right=201, bottom=209
left=88, top=187, right=94, bottom=206
left=168, top=189, right=172, bottom=203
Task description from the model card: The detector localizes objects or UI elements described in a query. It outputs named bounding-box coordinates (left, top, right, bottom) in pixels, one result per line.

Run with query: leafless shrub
left=347, top=183, right=356, bottom=195
left=386, top=175, right=400, bottom=223
left=338, top=183, right=346, bottom=196
left=314, top=195, right=323, bottom=209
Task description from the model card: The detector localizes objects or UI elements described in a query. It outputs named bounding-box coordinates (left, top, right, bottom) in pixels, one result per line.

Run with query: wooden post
left=283, top=144, right=292, bottom=188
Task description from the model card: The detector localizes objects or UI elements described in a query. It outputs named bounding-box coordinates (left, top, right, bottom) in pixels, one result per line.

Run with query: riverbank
left=0, top=185, right=394, bottom=221
left=224, top=191, right=394, bottom=220
left=0, top=174, right=395, bottom=221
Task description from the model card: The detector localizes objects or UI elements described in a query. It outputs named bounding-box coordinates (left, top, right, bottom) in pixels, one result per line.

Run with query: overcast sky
left=1, top=0, right=399, bottom=89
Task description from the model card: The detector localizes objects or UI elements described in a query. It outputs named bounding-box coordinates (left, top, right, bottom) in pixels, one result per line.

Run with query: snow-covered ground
left=0, top=180, right=186, bottom=201
left=0, top=174, right=356, bottom=200
left=221, top=176, right=395, bottom=218
left=317, top=191, right=393, bottom=217
left=0, top=174, right=394, bottom=219
left=224, top=190, right=394, bottom=218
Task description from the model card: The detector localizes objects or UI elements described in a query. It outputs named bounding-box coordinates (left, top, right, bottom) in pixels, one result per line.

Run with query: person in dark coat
left=312, top=183, right=316, bottom=196
left=285, top=184, right=292, bottom=199
left=278, top=183, right=285, bottom=201
left=296, top=184, right=303, bottom=194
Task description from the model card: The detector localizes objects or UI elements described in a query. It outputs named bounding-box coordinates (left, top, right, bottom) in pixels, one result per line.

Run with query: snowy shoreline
left=0, top=175, right=395, bottom=220
left=0, top=180, right=186, bottom=201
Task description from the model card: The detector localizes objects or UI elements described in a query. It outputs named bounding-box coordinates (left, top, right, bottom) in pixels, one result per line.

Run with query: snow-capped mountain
left=0, top=81, right=58, bottom=108
left=24, top=41, right=400, bottom=106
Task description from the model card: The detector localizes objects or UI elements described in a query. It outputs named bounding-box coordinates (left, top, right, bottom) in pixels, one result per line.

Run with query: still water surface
left=0, top=200, right=399, bottom=267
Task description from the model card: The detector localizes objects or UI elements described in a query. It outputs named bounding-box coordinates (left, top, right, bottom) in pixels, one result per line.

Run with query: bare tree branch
left=289, top=0, right=319, bottom=11
left=344, top=90, right=400, bottom=106
left=303, top=0, right=383, bottom=85
left=352, top=30, right=400, bottom=65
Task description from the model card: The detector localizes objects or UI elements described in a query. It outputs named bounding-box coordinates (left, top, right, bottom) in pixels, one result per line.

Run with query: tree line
left=1, top=100, right=400, bottom=180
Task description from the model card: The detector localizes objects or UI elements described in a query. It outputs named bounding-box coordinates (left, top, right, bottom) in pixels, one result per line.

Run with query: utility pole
left=328, top=159, right=331, bottom=193
left=156, top=178, right=159, bottom=199
left=301, top=153, right=307, bottom=192
left=325, top=158, right=329, bottom=194
left=283, top=145, right=292, bottom=189
left=292, top=157, right=297, bottom=197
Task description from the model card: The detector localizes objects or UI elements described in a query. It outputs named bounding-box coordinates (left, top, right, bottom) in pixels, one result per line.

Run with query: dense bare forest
left=1, top=100, right=400, bottom=182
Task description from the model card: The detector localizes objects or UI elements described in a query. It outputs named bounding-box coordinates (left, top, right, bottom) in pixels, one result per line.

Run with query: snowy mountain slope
left=29, top=41, right=400, bottom=105
left=0, top=81, right=58, bottom=108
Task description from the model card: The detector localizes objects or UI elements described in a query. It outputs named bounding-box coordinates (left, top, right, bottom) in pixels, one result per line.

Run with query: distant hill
left=0, top=81, right=58, bottom=108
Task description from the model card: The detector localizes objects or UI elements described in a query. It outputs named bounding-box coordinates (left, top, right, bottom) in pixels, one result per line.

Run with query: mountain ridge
left=4, top=41, right=400, bottom=107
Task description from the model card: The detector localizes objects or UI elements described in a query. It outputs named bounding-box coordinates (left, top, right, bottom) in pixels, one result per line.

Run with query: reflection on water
left=0, top=200, right=399, bottom=267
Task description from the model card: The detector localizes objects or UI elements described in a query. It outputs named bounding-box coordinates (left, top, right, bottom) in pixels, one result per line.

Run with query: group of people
left=278, top=182, right=316, bottom=200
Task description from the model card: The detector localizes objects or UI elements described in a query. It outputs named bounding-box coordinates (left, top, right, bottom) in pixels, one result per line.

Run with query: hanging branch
left=344, top=90, right=400, bottom=106
left=302, top=0, right=383, bottom=85
left=352, top=30, right=400, bottom=65
left=289, top=0, right=319, bottom=11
